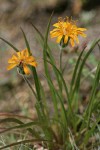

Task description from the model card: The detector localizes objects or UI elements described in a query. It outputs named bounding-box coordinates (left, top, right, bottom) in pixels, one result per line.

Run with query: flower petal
left=7, top=63, right=17, bottom=70
left=25, top=56, right=37, bottom=67
left=64, top=35, right=68, bottom=44
left=53, top=23, right=61, bottom=27
left=27, top=56, right=35, bottom=61
left=75, top=36, right=79, bottom=43
left=70, top=39, right=75, bottom=47
left=56, top=35, right=62, bottom=43
left=78, top=28, right=87, bottom=31
left=79, top=33, right=87, bottom=37
left=23, top=64, right=30, bottom=74
left=50, top=31, right=61, bottom=38
left=28, top=61, right=37, bottom=67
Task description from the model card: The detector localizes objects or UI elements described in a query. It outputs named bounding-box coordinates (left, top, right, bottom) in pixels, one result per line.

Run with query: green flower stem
left=59, top=46, right=63, bottom=93
left=22, top=75, right=37, bottom=99
left=22, top=74, right=47, bottom=121
left=60, top=47, right=63, bottom=73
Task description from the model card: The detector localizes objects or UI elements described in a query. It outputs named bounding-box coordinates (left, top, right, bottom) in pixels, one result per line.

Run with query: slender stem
left=59, top=47, right=63, bottom=73
left=59, top=46, right=63, bottom=93
left=22, top=75, right=37, bottom=99
left=62, top=60, right=68, bottom=74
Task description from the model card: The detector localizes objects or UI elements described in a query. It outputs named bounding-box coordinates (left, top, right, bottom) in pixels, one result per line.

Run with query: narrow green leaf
left=86, top=61, right=100, bottom=127
left=20, top=28, right=31, bottom=55
left=31, top=67, right=41, bottom=101
left=0, top=118, right=41, bottom=138
left=43, top=13, right=60, bottom=119
left=0, top=113, right=33, bottom=120
left=0, top=139, right=48, bottom=150
left=31, top=19, right=62, bottom=94
left=44, top=59, right=72, bottom=113
left=20, top=27, right=46, bottom=120
left=31, top=22, right=44, bottom=41
left=71, top=39, right=100, bottom=111
left=70, top=47, right=86, bottom=94
left=0, top=121, right=44, bottom=134
left=71, top=39, right=100, bottom=104
left=0, top=118, right=23, bottom=124
left=0, top=37, right=19, bottom=52
left=78, top=39, right=100, bottom=130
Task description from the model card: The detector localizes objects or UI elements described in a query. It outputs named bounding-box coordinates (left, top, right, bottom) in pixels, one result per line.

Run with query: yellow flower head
left=7, top=49, right=37, bottom=75
left=50, top=17, right=87, bottom=47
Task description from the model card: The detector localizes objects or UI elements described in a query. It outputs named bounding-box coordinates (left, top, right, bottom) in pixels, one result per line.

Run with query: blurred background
left=0, top=0, right=100, bottom=116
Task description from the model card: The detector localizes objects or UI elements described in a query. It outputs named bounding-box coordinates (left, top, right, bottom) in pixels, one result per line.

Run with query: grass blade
left=71, top=39, right=100, bottom=111
left=0, top=118, right=23, bottom=124
left=0, top=121, right=42, bottom=134
left=0, top=37, right=19, bottom=52
left=0, top=113, right=33, bottom=120
left=86, top=61, right=100, bottom=127
left=31, top=18, right=62, bottom=93
left=20, top=28, right=31, bottom=55
left=70, top=47, right=86, bottom=95
left=0, top=139, right=48, bottom=150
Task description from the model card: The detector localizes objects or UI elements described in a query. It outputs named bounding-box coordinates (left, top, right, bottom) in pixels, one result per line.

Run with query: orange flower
left=50, top=17, right=87, bottom=47
left=7, top=49, right=37, bottom=75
